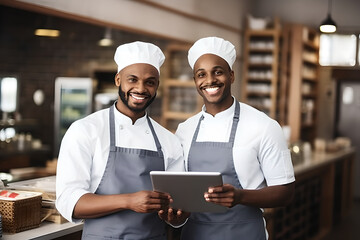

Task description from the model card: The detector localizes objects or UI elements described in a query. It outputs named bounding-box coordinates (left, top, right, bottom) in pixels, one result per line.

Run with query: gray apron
left=181, top=101, right=266, bottom=240
left=82, top=105, right=167, bottom=240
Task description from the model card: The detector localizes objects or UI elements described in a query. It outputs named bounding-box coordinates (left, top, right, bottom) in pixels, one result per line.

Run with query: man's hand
left=204, top=184, right=240, bottom=208
left=127, top=191, right=171, bottom=213
left=158, top=208, right=190, bottom=226
left=204, top=182, right=295, bottom=208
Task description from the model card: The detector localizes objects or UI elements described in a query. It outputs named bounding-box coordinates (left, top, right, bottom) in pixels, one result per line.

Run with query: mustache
left=200, top=83, right=223, bottom=90
left=128, top=91, right=151, bottom=98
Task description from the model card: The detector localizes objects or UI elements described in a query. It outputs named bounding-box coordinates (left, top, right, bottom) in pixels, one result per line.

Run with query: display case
left=54, top=77, right=93, bottom=156
left=0, top=119, right=52, bottom=172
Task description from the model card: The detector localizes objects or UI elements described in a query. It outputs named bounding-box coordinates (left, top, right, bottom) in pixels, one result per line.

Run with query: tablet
left=150, top=171, right=228, bottom=213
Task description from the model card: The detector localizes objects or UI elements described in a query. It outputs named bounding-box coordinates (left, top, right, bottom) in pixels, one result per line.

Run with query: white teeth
left=205, top=87, right=219, bottom=93
left=131, top=94, right=145, bottom=100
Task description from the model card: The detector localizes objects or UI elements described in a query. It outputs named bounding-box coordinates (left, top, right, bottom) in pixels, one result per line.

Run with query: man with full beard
left=56, top=41, right=185, bottom=240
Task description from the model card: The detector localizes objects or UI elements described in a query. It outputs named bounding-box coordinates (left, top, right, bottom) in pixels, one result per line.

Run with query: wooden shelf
left=302, top=93, right=317, bottom=98
left=163, top=79, right=195, bottom=87
left=0, top=119, right=52, bottom=171
left=249, top=48, right=275, bottom=53
left=247, top=92, right=271, bottom=97
left=284, top=24, right=320, bottom=143
left=303, top=40, right=319, bottom=50
left=247, top=63, right=274, bottom=67
left=247, top=78, right=272, bottom=83
left=0, top=119, right=38, bottom=129
left=246, top=29, right=280, bottom=36
left=303, top=77, right=317, bottom=82
left=0, top=145, right=51, bottom=157
left=301, top=122, right=316, bottom=128
left=303, top=58, right=319, bottom=65
left=242, top=17, right=281, bottom=119
left=160, top=44, right=202, bottom=132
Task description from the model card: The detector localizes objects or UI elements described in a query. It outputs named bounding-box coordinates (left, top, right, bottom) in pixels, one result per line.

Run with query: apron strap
left=109, top=104, right=116, bottom=151
left=191, top=101, right=240, bottom=146
left=110, top=103, right=164, bottom=157
left=228, top=101, right=240, bottom=147
left=147, top=116, right=164, bottom=158
left=191, top=115, right=204, bottom=144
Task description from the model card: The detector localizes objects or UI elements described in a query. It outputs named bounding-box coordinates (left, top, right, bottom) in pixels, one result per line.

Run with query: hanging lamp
left=34, top=16, right=60, bottom=37
left=320, top=0, right=337, bottom=33
left=98, top=27, right=114, bottom=47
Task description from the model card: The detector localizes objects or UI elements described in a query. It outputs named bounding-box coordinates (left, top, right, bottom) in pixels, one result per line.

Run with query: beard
left=118, top=85, right=156, bottom=113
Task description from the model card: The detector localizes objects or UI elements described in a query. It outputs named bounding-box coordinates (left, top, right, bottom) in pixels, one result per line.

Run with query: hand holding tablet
left=150, top=171, right=228, bottom=213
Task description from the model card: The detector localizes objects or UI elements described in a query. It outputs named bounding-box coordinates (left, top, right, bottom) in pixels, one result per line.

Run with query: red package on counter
left=0, top=190, right=20, bottom=198
left=0, top=190, right=8, bottom=196
left=8, top=192, right=19, bottom=198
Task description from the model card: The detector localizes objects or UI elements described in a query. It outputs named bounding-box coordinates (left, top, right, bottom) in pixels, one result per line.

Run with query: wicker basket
left=0, top=191, right=42, bottom=233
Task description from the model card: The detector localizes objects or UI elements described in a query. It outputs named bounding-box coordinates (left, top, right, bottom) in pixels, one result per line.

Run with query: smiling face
left=115, top=63, right=159, bottom=122
left=193, top=54, right=234, bottom=115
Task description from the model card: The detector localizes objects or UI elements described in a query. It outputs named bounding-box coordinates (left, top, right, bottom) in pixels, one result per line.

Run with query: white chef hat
left=188, top=36, right=236, bottom=70
left=114, top=41, right=165, bottom=73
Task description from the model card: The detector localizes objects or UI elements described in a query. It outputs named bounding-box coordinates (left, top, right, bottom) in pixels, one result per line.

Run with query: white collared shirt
left=56, top=107, right=184, bottom=222
left=176, top=97, right=295, bottom=190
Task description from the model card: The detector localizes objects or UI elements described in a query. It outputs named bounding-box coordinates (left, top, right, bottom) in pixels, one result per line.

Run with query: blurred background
left=0, top=0, right=360, bottom=239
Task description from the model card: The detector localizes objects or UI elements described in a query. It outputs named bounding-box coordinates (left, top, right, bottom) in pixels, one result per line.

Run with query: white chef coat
left=56, top=107, right=185, bottom=223
left=176, top=97, right=295, bottom=190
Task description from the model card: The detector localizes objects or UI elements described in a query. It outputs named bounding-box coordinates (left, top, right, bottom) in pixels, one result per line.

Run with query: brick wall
left=0, top=5, right=169, bottom=157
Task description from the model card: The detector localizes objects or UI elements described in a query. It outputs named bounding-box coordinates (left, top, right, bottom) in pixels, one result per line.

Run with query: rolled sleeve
left=259, top=120, right=295, bottom=186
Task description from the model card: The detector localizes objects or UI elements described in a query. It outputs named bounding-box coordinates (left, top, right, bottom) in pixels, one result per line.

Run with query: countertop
left=1, top=147, right=355, bottom=239
left=2, top=176, right=83, bottom=240
left=2, top=221, right=83, bottom=240
left=293, top=147, right=355, bottom=175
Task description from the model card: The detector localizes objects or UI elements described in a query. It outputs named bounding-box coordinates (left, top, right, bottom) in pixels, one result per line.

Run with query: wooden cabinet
left=242, top=22, right=320, bottom=144
left=286, top=24, right=320, bottom=143
left=265, top=148, right=355, bottom=240
left=160, top=44, right=202, bottom=132
left=241, top=18, right=281, bottom=119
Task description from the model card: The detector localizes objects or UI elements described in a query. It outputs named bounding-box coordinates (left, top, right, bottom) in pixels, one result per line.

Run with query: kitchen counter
left=2, top=221, right=83, bottom=240
left=265, top=147, right=356, bottom=240
left=1, top=148, right=355, bottom=240
left=2, top=176, right=83, bottom=240
left=293, top=147, right=356, bottom=175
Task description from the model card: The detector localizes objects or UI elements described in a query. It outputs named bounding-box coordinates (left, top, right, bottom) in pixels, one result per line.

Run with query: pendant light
left=34, top=16, right=60, bottom=37
left=98, top=27, right=114, bottom=47
left=34, top=28, right=60, bottom=37
left=319, top=0, right=337, bottom=33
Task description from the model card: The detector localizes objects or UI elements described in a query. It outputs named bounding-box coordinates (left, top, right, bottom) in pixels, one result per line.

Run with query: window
left=0, top=77, right=18, bottom=113
left=319, top=34, right=357, bottom=66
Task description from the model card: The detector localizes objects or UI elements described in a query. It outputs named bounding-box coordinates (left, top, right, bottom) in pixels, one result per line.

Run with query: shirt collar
left=201, top=96, right=236, bottom=120
left=113, top=105, right=148, bottom=126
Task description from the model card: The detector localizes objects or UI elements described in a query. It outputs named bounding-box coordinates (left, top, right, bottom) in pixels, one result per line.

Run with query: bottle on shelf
left=286, top=24, right=320, bottom=144
left=242, top=17, right=281, bottom=120
left=160, top=44, right=202, bottom=132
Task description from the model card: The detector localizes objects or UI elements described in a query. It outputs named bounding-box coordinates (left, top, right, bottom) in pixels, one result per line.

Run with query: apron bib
left=82, top=105, right=167, bottom=240
left=181, top=101, right=266, bottom=240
